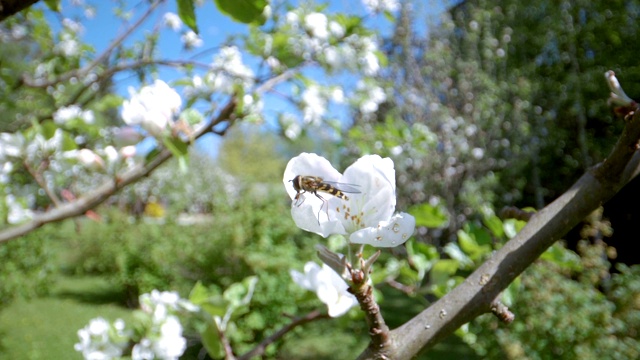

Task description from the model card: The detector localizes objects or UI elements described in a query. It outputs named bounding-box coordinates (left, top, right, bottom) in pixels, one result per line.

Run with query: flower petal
left=349, top=212, right=415, bottom=247
left=341, top=155, right=396, bottom=230
left=283, top=153, right=348, bottom=237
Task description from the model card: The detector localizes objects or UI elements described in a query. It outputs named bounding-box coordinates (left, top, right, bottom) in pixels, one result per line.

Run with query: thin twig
left=237, top=310, right=329, bottom=360
left=21, top=0, right=164, bottom=88
left=0, top=97, right=237, bottom=243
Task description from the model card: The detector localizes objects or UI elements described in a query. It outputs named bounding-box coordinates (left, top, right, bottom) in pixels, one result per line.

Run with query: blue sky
left=42, top=0, right=450, bottom=156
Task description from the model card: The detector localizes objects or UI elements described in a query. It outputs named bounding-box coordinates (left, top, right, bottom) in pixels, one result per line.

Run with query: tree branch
left=357, top=107, right=640, bottom=359
left=237, top=310, right=330, bottom=360
left=0, top=0, right=40, bottom=22
left=0, top=98, right=237, bottom=243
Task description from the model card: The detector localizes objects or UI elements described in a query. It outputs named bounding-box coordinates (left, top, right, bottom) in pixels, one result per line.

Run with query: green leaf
left=61, top=131, right=77, bottom=151
left=540, top=243, right=582, bottom=271
left=214, top=0, right=268, bottom=24
left=44, top=0, right=61, bottom=12
left=201, top=322, right=223, bottom=358
left=40, top=120, right=57, bottom=139
left=177, top=0, right=199, bottom=33
left=443, top=242, right=474, bottom=269
left=483, top=214, right=504, bottom=238
left=162, top=137, right=189, bottom=172
left=408, top=203, right=449, bottom=228
left=429, top=259, right=459, bottom=286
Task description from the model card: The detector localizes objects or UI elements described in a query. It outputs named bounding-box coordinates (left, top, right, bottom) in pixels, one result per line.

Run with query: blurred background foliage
left=2, top=0, right=640, bottom=359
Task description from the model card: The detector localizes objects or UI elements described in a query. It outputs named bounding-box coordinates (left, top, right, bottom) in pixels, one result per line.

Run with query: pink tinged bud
left=113, top=126, right=143, bottom=147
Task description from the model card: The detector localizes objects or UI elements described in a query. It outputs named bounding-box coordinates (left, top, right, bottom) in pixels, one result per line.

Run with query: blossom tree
left=1, top=0, right=640, bottom=359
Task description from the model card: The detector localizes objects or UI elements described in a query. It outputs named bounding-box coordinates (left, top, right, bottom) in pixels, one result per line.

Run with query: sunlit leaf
left=177, top=0, right=199, bottom=33
left=408, top=203, right=448, bottom=228
left=214, top=0, right=268, bottom=24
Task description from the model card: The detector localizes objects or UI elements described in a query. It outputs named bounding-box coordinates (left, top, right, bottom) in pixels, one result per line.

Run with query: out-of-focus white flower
left=132, top=316, right=186, bottom=360
left=359, top=37, right=380, bottom=76
left=11, top=24, right=27, bottom=39
left=56, top=33, right=80, bottom=56
left=0, top=132, right=24, bottom=160
left=362, top=0, right=399, bottom=14
left=304, top=12, right=329, bottom=40
left=283, top=153, right=415, bottom=247
left=133, top=290, right=194, bottom=360
left=329, top=21, right=345, bottom=38
left=5, top=194, right=33, bottom=224
left=358, top=83, right=387, bottom=115
left=62, top=18, right=85, bottom=34
left=53, top=105, right=95, bottom=124
left=0, top=162, right=13, bottom=183
left=77, top=148, right=105, bottom=171
left=104, top=146, right=118, bottom=163
left=291, top=262, right=358, bottom=317
left=209, top=46, right=255, bottom=93
left=74, top=317, right=129, bottom=360
left=181, top=30, right=203, bottom=49
left=121, top=80, right=182, bottom=137
left=163, top=12, right=182, bottom=31
left=301, top=85, right=326, bottom=125
left=120, top=145, right=137, bottom=159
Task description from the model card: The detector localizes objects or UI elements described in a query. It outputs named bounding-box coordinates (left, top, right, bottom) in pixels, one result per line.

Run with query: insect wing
left=319, top=180, right=361, bottom=194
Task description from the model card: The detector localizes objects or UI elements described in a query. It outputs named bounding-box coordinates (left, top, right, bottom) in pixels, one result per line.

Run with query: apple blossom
left=283, top=153, right=415, bottom=247
left=74, top=317, right=129, bottom=360
left=290, top=261, right=358, bottom=317
left=121, top=80, right=182, bottom=137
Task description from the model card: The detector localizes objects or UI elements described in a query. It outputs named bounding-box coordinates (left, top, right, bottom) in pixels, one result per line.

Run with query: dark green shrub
left=468, top=242, right=640, bottom=360
left=0, top=222, right=59, bottom=309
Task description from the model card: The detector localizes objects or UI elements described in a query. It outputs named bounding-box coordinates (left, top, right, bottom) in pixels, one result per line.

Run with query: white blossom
left=56, top=34, right=80, bottom=56
left=290, top=262, right=358, bottom=317
left=301, top=85, right=326, bottom=125
left=283, top=153, right=415, bottom=247
left=121, top=80, right=182, bottom=137
left=209, top=46, right=255, bottom=93
left=362, top=0, right=400, bottom=14
left=163, top=12, right=182, bottom=31
left=5, top=194, right=33, bottom=224
left=77, top=149, right=105, bottom=171
left=304, top=12, right=329, bottom=40
left=74, top=317, right=129, bottom=360
left=131, top=316, right=186, bottom=360
left=181, top=30, right=203, bottom=49
left=53, top=105, right=95, bottom=124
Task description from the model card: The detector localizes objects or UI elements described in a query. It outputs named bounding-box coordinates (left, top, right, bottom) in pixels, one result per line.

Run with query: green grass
left=0, top=276, right=133, bottom=360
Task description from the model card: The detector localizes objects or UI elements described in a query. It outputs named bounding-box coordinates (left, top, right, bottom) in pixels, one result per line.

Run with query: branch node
left=490, top=300, right=515, bottom=324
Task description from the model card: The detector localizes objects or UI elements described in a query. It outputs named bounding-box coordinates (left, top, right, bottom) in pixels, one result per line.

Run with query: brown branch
left=0, top=98, right=237, bottom=243
left=357, top=106, right=640, bottom=359
left=237, top=309, right=329, bottom=360
left=22, top=159, right=61, bottom=206
left=218, top=328, right=237, bottom=360
left=0, top=0, right=40, bottom=22
left=350, top=265, right=391, bottom=360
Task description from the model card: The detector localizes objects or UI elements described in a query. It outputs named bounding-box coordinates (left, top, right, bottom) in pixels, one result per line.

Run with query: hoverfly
left=290, top=175, right=361, bottom=222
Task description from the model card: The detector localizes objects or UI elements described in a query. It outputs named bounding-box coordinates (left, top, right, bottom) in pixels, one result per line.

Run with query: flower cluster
left=74, top=291, right=198, bottom=360
left=283, top=153, right=415, bottom=248
left=74, top=317, right=130, bottom=360
left=121, top=80, right=182, bottom=138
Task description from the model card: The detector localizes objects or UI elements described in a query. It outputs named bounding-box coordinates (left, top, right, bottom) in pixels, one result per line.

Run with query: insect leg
left=294, top=191, right=307, bottom=206
left=313, top=192, right=330, bottom=224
